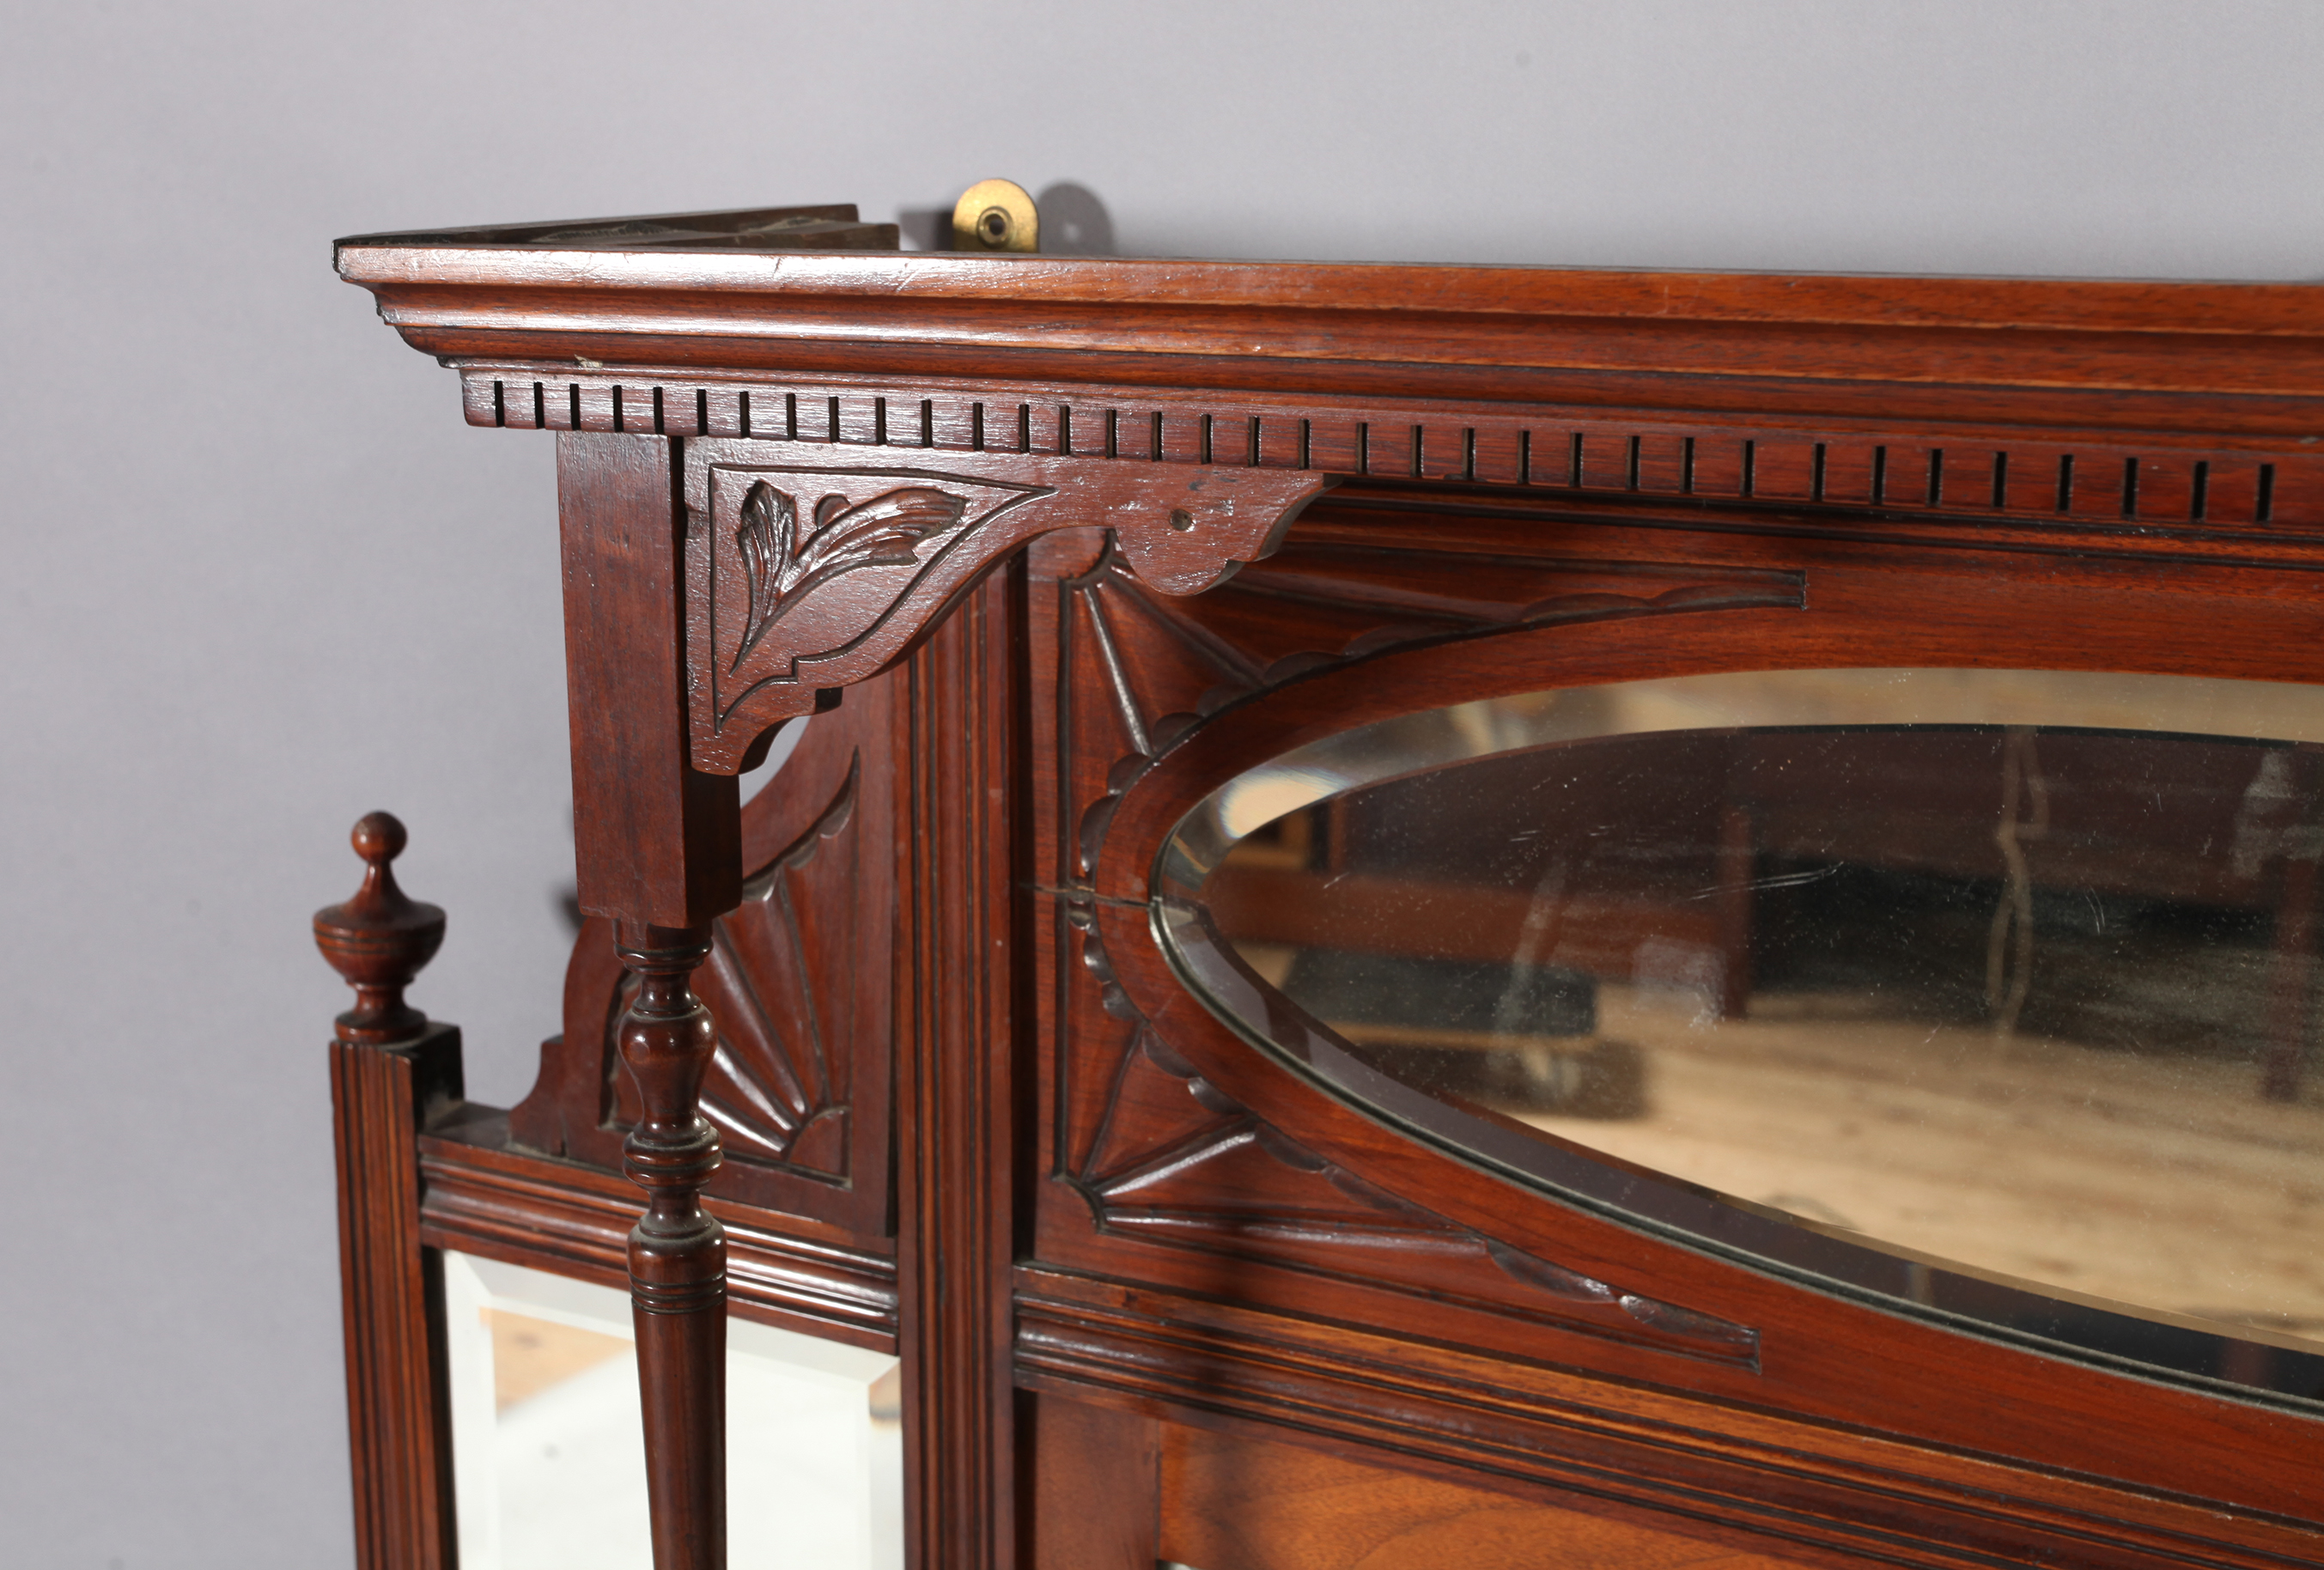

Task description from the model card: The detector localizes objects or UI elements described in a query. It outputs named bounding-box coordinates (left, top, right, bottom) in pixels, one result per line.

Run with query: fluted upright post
left=617, top=921, right=727, bottom=1570
left=315, top=812, right=460, bottom=1570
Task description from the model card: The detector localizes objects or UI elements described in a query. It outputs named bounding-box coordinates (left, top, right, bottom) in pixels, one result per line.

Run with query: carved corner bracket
left=684, top=441, right=1335, bottom=773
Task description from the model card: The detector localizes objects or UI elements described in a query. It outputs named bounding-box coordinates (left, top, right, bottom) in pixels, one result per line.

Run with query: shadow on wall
left=896, top=182, right=1114, bottom=254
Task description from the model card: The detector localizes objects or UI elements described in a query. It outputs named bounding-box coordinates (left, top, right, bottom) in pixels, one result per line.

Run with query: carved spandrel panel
left=1043, top=530, right=1804, bottom=885
left=512, top=672, right=898, bottom=1234
left=684, top=442, right=1335, bottom=772
left=1049, top=918, right=1758, bottom=1368
left=1026, top=522, right=1787, bottom=1365
left=612, top=758, right=862, bottom=1178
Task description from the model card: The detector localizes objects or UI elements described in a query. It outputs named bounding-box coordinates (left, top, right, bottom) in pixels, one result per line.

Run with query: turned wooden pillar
left=560, top=429, right=745, bottom=1570
left=616, top=921, right=728, bottom=1570
left=315, top=812, right=461, bottom=1570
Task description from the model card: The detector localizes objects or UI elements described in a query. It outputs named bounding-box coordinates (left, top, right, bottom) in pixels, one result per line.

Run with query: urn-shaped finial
left=313, top=811, right=446, bottom=1045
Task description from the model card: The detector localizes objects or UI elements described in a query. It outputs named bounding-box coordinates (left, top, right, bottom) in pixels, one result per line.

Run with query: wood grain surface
left=1161, top=1421, right=1815, bottom=1570
left=335, top=213, right=2324, bottom=1570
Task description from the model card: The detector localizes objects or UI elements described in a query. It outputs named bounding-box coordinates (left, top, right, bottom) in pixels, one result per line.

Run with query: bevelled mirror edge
left=1153, top=667, right=2324, bottom=1409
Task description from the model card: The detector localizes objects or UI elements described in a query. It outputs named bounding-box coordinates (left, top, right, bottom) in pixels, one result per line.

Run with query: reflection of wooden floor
left=487, top=1309, right=628, bottom=1410
left=1521, top=984, right=2324, bottom=1344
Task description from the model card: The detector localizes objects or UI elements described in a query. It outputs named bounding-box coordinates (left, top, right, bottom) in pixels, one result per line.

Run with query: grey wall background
left=4, top=3, right=2321, bottom=1564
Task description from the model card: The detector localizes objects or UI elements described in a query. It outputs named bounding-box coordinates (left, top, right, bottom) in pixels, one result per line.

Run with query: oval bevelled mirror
left=1153, top=669, right=2324, bottom=1401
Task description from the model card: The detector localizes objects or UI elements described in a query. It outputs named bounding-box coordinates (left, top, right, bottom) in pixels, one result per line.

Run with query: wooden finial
left=314, top=811, right=446, bottom=1045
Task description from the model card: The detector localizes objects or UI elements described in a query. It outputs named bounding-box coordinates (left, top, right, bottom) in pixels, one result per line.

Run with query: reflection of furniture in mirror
left=326, top=205, right=2324, bottom=1570
left=1177, top=672, right=2324, bottom=1370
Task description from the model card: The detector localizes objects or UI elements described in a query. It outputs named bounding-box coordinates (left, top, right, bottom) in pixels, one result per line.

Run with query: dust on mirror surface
left=1157, top=669, right=2324, bottom=1398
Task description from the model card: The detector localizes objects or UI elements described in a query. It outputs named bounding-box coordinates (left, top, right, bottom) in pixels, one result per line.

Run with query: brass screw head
left=952, top=179, right=1038, bottom=253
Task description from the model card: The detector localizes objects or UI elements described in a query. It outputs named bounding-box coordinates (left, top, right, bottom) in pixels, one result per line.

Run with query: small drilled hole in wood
left=1169, top=508, right=1195, bottom=532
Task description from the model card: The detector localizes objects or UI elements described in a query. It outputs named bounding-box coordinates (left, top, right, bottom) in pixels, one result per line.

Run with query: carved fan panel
left=512, top=672, right=898, bottom=1235
left=1049, top=920, right=1757, bottom=1368
left=616, top=760, right=862, bottom=1180
left=1043, top=515, right=1804, bottom=886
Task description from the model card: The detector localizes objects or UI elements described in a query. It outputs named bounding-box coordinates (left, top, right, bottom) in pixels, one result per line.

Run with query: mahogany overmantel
left=327, top=204, right=2324, bottom=1570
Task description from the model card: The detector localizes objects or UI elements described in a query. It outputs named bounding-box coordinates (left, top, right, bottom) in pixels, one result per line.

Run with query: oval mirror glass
left=1155, top=670, right=2324, bottom=1400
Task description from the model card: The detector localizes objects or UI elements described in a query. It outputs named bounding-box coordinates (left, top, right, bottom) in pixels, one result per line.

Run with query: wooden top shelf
left=338, top=203, right=2324, bottom=413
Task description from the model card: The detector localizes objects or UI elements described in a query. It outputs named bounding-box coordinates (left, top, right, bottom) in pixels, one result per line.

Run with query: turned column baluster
left=616, top=921, right=727, bottom=1570
left=552, top=429, right=744, bottom=1570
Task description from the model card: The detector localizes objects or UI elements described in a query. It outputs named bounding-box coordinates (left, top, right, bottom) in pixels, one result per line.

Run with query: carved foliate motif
left=684, top=444, right=1335, bottom=772
left=733, top=481, right=973, bottom=670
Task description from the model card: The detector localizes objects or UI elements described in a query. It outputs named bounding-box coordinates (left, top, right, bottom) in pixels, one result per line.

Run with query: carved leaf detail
left=794, top=490, right=964, bottom=587
left=734, top=481, right=969, bottom=669
left=736, top=481, right=797, bottom=666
